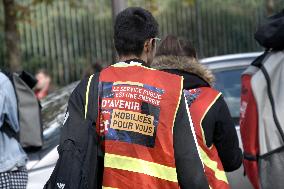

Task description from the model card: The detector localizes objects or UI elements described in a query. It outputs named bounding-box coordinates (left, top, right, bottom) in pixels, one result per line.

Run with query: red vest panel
left=184, top=87, right=229, bottom=189
left=98, top=62, right=183, bottom=189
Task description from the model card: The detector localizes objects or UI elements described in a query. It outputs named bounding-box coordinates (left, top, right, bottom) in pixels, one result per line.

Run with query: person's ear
left=145, top=38, right=156, bottom=52
left=144, top=39, right=151, bottom=53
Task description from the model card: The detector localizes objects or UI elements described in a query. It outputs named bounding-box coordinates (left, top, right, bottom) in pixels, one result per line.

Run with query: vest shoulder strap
left=84, top=72, right=100, bottom=121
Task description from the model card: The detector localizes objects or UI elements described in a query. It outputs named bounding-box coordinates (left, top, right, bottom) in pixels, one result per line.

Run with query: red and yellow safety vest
left=97, top=61, right=183, bottom=189
left=186, top=87, right=229, bottom=189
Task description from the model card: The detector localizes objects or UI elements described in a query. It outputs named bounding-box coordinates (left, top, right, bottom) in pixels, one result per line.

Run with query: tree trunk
left=266, top=0, right=275, bottom=16
left=3, top=0, right=22, bottom=72
left=111, top=0, right=126, bottom=61
left=111, top=0, right=126, bottom=19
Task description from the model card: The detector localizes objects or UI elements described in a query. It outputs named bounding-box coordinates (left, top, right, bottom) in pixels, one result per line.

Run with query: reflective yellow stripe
left=104, top=153, right=178, bottom=182
left=200, top=93, right=222, bottom=145
left=84, top=74, right=94, bottom=119
left=172, top=77, right=184, bottom=134
left=199, top=147, right=228, bottom=184
left=113, top=81, right=144, bottom=87
left=112, top=62, right=157, bottom=71
left=184, top=94, right=203, bottom=168
left=102, top=187, right=118, bottom=189
left=112, top=62, right=140, bottom=67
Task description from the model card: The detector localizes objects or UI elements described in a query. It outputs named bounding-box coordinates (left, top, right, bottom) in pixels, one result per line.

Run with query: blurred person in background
left=83, top=61, right=104, bottom=78
left=34, top=69, right=51, bottom=100
left=0, top=72, right=28, bottom=189
left=152, top=35, right=242, bottom=189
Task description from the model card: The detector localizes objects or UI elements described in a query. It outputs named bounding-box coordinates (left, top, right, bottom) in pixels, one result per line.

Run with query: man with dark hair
left=45, top=7, right=209, bottom=189
left=114, top=7, right=158, bottom=59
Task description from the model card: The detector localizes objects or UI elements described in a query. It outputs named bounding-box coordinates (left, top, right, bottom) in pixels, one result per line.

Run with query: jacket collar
left=124, top=59, right=149, bottom=67
left=164, top=69, right=210, bottom=89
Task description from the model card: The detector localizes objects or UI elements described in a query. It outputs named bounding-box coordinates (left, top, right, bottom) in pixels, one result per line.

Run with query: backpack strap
left=251, top=51, right=270, bottom=68
left=0, top=121, right=18, bottom=139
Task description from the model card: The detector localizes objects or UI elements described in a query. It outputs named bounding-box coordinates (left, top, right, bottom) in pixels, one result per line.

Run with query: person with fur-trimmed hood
left=152, top=35, right=242, bottom=189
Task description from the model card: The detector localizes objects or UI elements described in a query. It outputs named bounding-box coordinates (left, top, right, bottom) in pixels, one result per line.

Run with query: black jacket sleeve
left=45, top=76, right=102, bottom=189
left=203, top=96, right=242, bottom=172
left=174, top=92, right=209, bottom=189
left=60, top=75, right=100, bottom=145
left=59, top=78, right=89, bottom=144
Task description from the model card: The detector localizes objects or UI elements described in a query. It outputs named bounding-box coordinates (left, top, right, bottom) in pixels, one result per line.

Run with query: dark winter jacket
left=152, top=56, right=243, bottom=172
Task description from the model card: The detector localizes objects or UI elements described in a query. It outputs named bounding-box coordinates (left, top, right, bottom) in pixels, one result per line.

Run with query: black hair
left=114, top=7, right=159, bottom=57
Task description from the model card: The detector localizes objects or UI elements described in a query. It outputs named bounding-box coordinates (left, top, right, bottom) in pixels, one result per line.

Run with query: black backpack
left=1, top=70, right=43, bottom=149
left=255, top=9, right=284, bottom=50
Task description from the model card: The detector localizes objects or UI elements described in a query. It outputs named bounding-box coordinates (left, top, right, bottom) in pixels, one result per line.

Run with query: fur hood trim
left=152, top=55, right=215, bottom=86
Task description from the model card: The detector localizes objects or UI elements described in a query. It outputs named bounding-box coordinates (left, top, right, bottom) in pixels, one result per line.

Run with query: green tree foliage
left=17, top=0, right=113, bottom=84
left=1, top=0, right=284, bottom=84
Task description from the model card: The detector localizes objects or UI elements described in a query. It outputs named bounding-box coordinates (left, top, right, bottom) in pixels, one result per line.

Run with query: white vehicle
left=27, top=53, right=262, bottom=189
